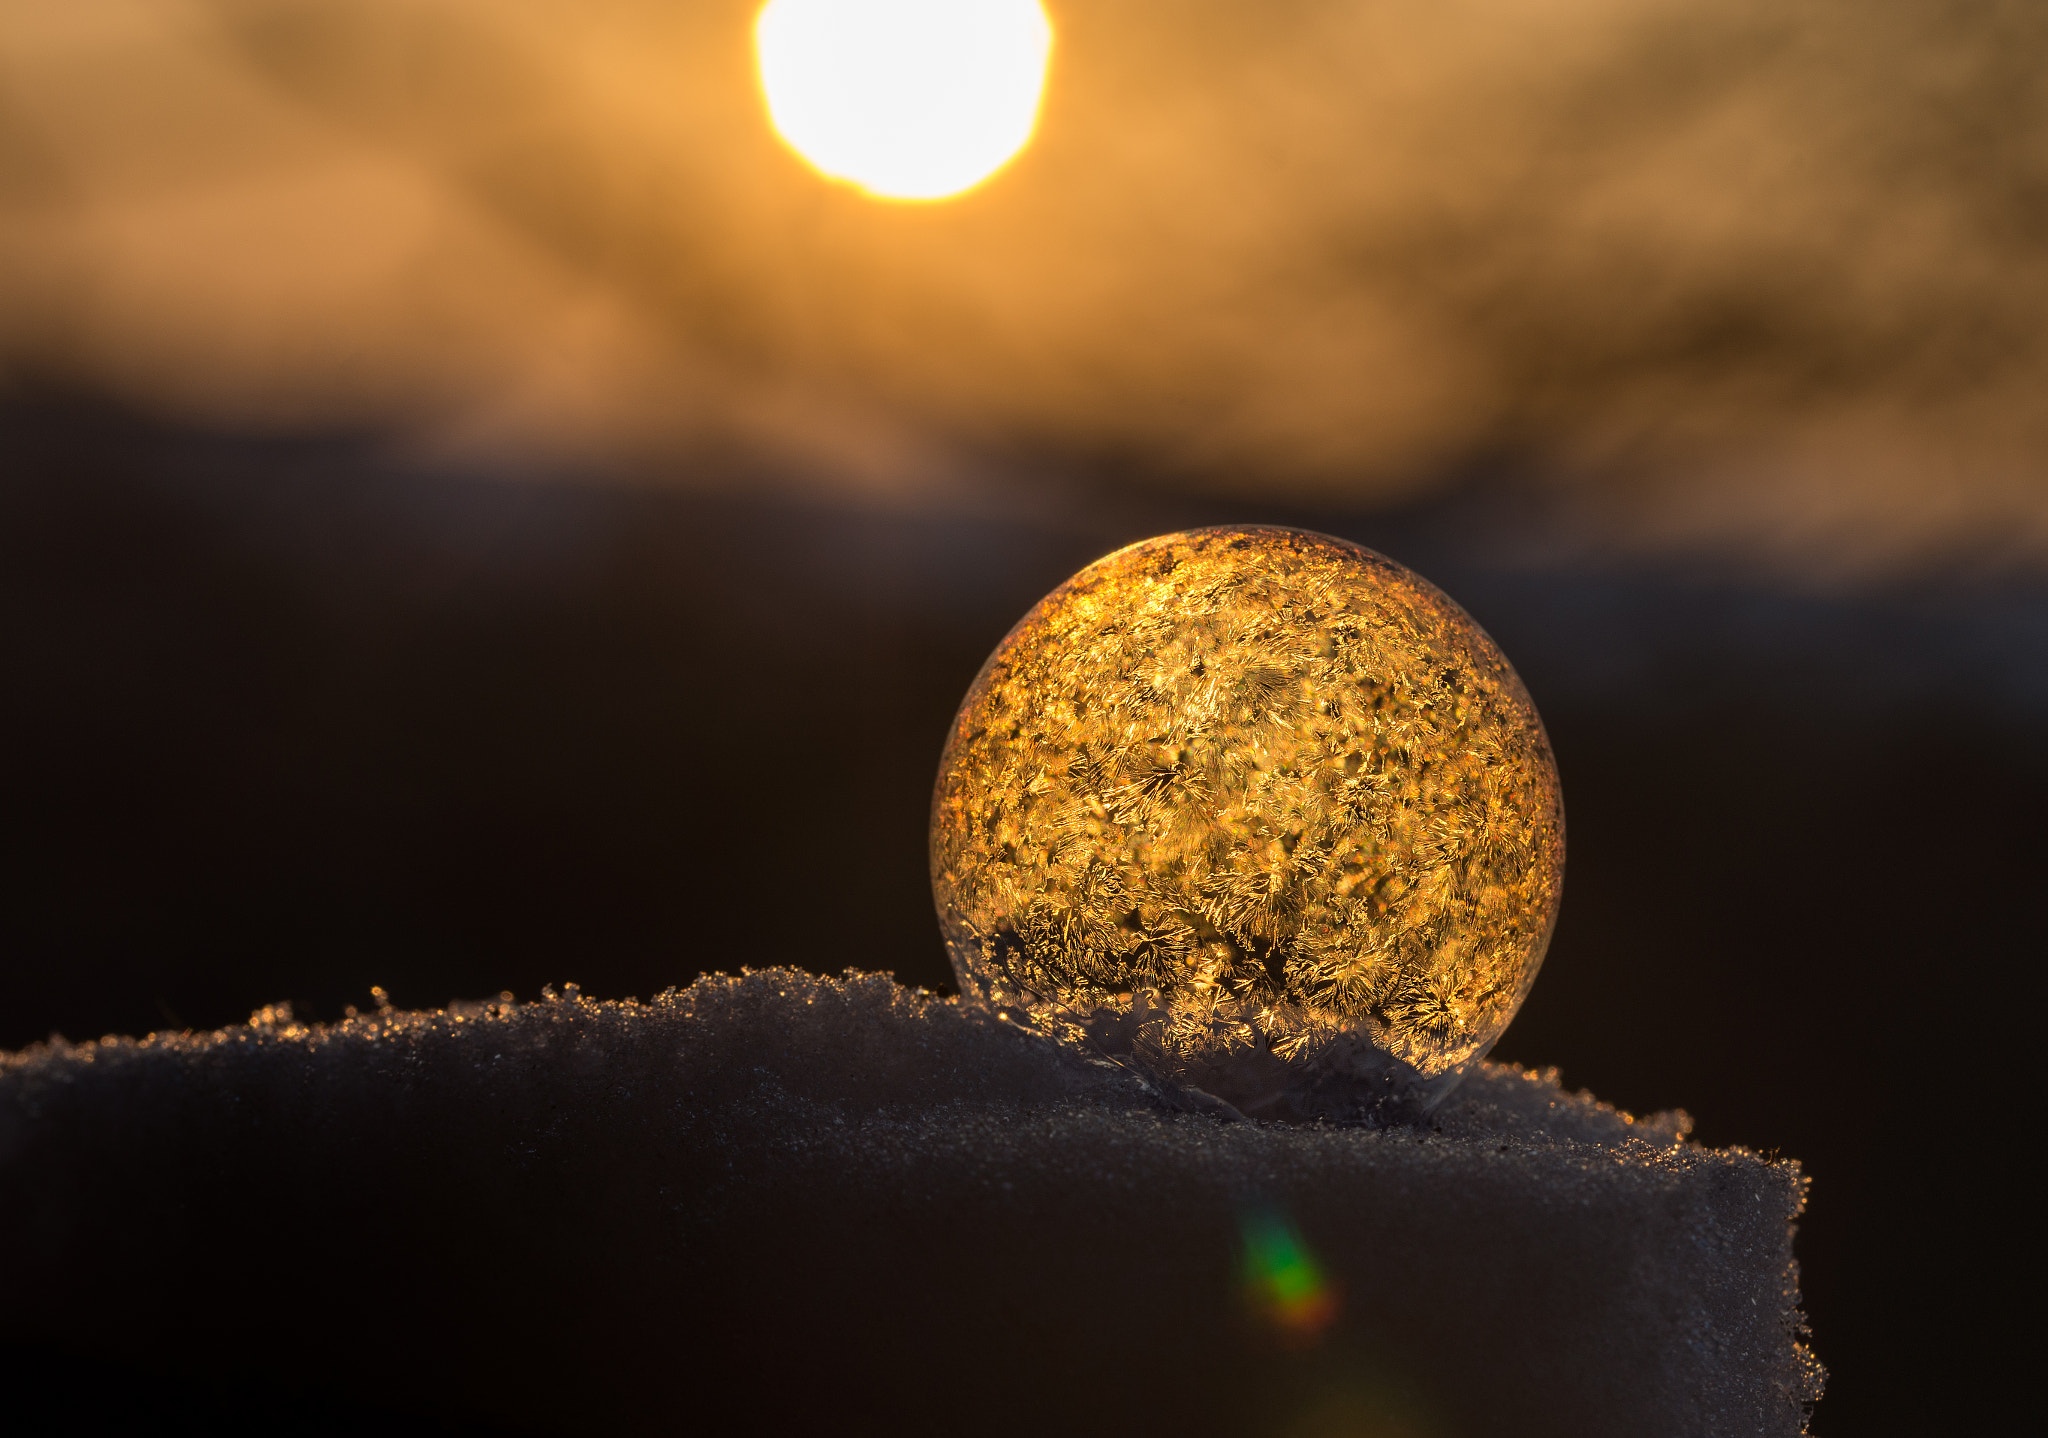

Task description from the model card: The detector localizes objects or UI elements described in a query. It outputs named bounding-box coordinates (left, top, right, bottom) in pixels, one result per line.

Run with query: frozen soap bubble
left=930, top=526, right=1565, bottom=1122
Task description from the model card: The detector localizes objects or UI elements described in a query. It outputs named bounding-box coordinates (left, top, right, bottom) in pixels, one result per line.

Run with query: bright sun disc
left=755, top=0, right=1053, bottom=202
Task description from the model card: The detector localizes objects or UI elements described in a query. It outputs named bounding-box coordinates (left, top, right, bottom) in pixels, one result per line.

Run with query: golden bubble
left=930, top=527, right=1565, bottom=1121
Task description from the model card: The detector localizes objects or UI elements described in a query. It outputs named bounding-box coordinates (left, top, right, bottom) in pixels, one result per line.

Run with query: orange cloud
left=4, top=0, right=2046, bottom=573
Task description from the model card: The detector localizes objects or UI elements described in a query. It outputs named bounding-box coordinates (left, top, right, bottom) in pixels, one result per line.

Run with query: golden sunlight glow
left=754, top=0, right=1053, bottom=202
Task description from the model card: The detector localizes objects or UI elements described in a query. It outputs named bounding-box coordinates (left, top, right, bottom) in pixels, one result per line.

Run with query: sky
left=5, top=0, right=2047, bottom=580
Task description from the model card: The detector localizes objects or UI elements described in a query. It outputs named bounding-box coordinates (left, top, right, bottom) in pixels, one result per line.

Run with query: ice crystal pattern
left=931, top=527, right=1564, bottom=1093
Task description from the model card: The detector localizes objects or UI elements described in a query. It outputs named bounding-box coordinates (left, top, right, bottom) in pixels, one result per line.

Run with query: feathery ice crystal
left=930, top=527, right=1564, bottom=1122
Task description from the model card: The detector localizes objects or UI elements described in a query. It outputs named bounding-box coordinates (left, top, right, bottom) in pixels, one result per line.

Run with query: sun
left=754, top=0, right=1054, bottom=202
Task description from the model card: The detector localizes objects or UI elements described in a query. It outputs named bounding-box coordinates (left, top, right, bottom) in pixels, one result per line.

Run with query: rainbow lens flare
left=1241, top=1210, right=1340, bottom=1341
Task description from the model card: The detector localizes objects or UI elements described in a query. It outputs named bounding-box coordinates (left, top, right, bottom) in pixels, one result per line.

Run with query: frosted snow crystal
left=0, top=969, right=1818, bottom=1436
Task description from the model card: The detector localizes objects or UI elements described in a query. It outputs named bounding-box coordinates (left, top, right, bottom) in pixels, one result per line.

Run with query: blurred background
left=3, top=1, right=2043, bottom=1432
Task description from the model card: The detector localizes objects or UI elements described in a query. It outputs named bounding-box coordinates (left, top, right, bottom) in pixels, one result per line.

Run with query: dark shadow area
left=2, top=392, right=2038, bottom=1433
left=0, top=1343, right=531, bottom=1436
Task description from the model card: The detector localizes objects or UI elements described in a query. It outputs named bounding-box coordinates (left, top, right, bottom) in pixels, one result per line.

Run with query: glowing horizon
left=754, top=0, right=1053, bottom=202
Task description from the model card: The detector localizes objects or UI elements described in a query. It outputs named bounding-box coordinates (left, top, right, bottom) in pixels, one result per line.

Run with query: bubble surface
left=930, top=526, right=1565, bottom=1119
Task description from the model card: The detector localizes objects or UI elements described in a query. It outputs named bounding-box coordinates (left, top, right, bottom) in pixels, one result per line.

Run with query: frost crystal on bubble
left=929, top=526, right=1565, bottom=1121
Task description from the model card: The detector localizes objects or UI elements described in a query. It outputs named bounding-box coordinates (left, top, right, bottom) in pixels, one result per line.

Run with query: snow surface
left=0, top=968, right=1819, bottom=1436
